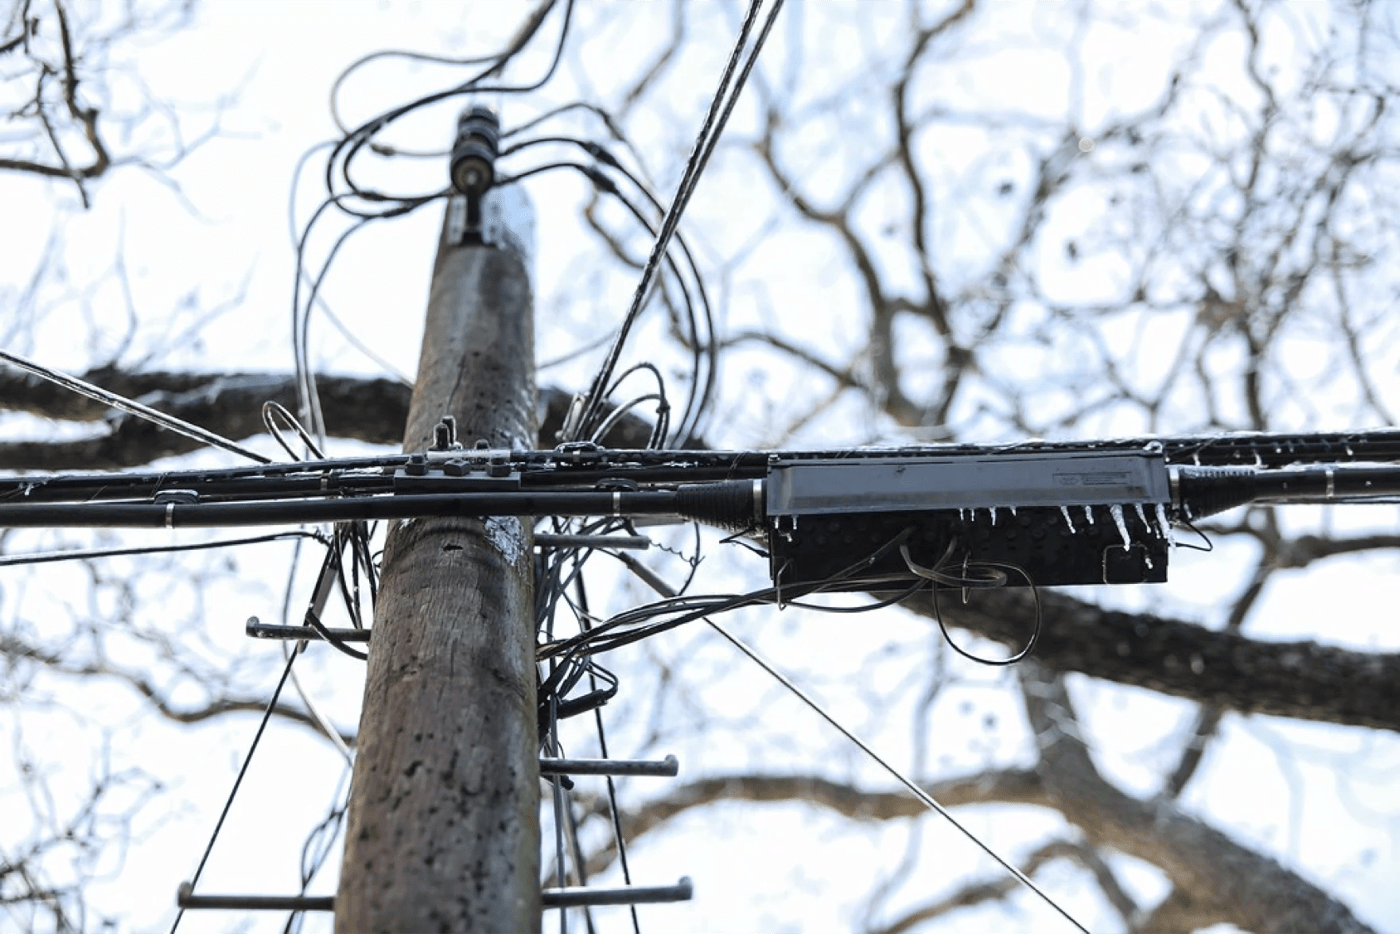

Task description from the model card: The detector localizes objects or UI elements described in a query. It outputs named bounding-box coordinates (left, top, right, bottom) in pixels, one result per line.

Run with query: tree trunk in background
left=336, top=193, right=540, bottom=933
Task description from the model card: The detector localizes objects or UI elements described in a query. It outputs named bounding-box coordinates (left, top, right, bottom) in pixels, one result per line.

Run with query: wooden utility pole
left=336, top=175, right=540, bottom=931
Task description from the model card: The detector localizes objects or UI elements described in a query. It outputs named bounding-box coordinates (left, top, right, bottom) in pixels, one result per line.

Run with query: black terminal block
left=765, top=451, right=1172, bottom=589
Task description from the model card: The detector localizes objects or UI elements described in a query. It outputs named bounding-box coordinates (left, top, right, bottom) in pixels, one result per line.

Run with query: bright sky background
left=2, top=2, right=1399, bottom=933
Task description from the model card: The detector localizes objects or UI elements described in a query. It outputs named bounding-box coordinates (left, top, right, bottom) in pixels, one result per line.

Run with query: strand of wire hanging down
left=565, top=0, right=784, bottom=443
left=620, top=566, right=1089, bottom=934
left=492, top=140, right=712, bottom=445
left=532, top=511, right=679, bottom=934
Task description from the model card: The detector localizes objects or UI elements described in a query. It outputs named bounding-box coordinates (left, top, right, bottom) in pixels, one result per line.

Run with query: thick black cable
left=659, top=0, right=783, bottom=444
left=286, top=142, right=416, bottom=381
left=900, top=544, right=1043, bottom=666
left=14, top=432, right=1400, bottom=504
left=169, top=645, right=303, bottom=934
left=288, top=3, right=573, bottom=428
left=291, top=194, right=441, bottom=441
left=544, top=529, right=919, bottom=660
left=303, top=534, right=372, bottom=662
left=331, top=50, right=508, bottom=137
left=332, top=524, right=365, bottom=630
left=262, top=402, right=325, bottom=462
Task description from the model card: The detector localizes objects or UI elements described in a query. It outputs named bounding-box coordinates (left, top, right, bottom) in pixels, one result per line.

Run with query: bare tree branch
left=1017, top=661, right=1373, bottom=934
left=0, top=632, right=354, bottom=746
left=924, top=587, right=1400, bottom=733
left=868, top=838, right=1137, bottom=934
left=0, top=370, right=659, bottom=468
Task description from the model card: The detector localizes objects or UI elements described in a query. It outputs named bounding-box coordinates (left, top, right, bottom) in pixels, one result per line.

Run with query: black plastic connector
left=450, top=106, right=500, bottom=196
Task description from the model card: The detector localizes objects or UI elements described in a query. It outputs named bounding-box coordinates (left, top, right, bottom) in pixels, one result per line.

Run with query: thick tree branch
left=0, top=369, right=656, bottom=468
left=920, top=587, right=1400, bottom=733
left=1018, top=661, right=1373, bottom=934
left=586, top=751, right=1365, bottom=933
left=580, top=769, right=1046, bottom=877
left=869, top=838, right=1136, bottom=934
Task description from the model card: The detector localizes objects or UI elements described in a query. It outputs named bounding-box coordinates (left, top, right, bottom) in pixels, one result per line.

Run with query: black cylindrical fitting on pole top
left=450, top=106, right=500, bottom=195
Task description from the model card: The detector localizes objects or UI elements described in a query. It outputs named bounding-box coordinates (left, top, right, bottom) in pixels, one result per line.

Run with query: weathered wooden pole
left=336, top=129, right=540, bottom=931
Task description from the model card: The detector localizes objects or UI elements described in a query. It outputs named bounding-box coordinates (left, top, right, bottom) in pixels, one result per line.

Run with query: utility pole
left=336, top=111, right=540, bottom=932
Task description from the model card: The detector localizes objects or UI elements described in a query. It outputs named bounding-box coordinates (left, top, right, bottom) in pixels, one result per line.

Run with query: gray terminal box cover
left=765, top=452, right=1172, bottom=588
left=767, top=452, right=1170, bottom=516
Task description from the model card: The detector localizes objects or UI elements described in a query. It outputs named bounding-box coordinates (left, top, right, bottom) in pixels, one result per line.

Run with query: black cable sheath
left=0, top=484, right=760, bottom=529
left=11, top=428, right=1400, bottom=503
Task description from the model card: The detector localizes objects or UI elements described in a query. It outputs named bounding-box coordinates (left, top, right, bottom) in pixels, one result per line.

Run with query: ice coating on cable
left=1109, top=503, right=1132, bottom=549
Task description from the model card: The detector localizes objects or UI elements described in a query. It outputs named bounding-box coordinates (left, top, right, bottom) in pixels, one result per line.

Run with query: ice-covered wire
left=262, top=402, right=325, bottom=462
left=582, top=159, right=713, bottom=445
left=0, top=348, right=270, bottom=464
left=566, top=0, right=782, bottom=444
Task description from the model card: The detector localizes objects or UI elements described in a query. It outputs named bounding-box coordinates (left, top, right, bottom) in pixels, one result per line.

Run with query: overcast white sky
left=2, top=2, right=1399, bottom=933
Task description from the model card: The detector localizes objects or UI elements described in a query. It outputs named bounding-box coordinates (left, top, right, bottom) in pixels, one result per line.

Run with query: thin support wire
left=702, top=618, right=1090, bottom=934
left=170, top=645, right=303, bottom=934
left=615, top=565, right=1089, bottom=934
